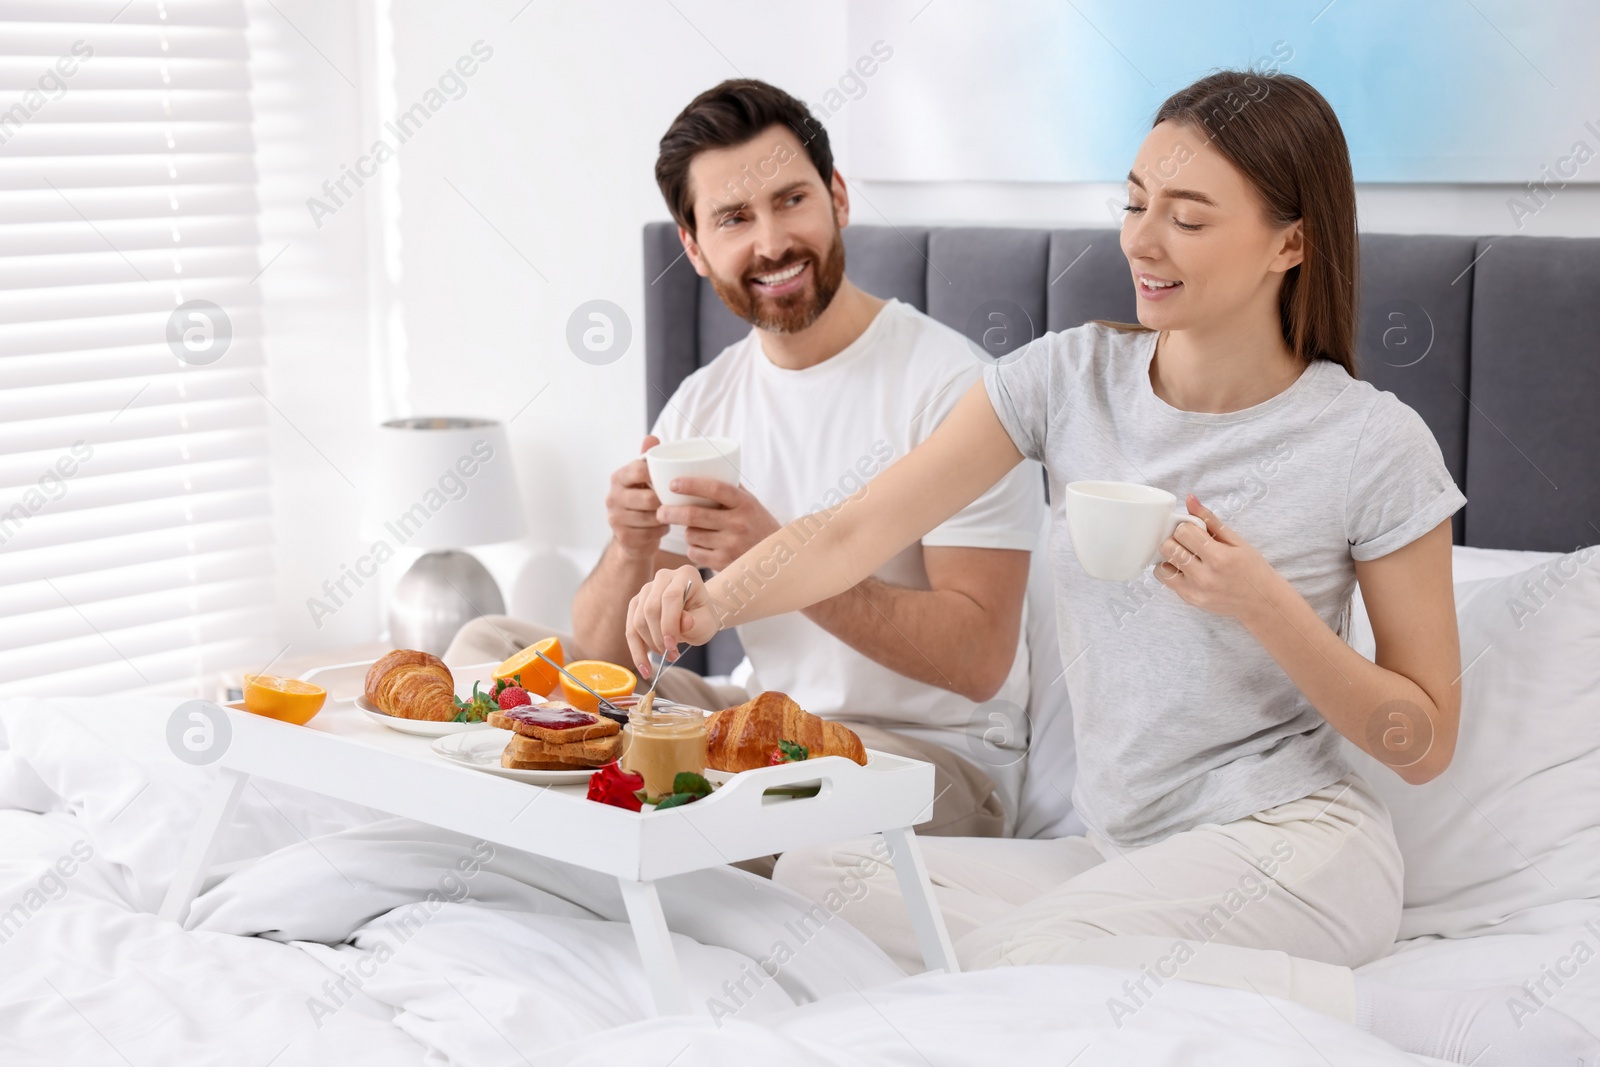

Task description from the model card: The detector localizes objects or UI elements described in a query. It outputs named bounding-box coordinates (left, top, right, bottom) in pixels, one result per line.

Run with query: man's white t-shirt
left=649, top=298, right=1045, bottom=824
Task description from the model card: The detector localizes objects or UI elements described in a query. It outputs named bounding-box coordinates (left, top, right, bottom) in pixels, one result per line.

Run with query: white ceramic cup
left=1064, top=480, right=1207, bottom=582
left=645, top=437, right=742, bottom=508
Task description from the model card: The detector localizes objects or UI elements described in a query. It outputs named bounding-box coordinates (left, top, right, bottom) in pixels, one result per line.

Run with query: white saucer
left=356, top=696, right=494, bottom=737
left=431, top=728, right=598, bottom=785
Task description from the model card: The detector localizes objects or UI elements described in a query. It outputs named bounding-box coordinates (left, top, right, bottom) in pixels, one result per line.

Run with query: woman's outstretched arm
left=624, top=379, right=1027, bottom=673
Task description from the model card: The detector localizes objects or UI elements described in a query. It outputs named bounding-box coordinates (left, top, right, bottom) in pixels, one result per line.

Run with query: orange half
left=243, top=674, right=326, bottom=725
left=559, top=660, right=637, bottom=713
left=493, top=636, right=564, bottom=696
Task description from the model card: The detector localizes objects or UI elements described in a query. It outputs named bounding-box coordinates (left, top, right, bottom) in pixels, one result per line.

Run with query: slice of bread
left=504, top=730, right=623, bottom=767
left=500, top=752, right=593, bottom=771
left=490, top=703, right=620, bottom=743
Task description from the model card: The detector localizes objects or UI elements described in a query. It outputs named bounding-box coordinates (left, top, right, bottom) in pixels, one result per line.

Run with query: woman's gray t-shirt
left=984, top=323, right=1467, bottom=848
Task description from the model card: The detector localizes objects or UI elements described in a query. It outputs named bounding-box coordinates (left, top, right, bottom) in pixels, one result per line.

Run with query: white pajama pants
left=771, top=772, right=1404, bottom=1025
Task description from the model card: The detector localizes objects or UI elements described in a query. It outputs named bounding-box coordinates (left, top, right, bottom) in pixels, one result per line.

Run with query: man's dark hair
left=655, top=79, right=833, bottom=235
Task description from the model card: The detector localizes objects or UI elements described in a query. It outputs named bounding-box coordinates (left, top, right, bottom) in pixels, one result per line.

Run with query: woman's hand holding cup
left=1064, top=481, right=1281, bottom=622
left=1154, top=494, right=1280, bottom=622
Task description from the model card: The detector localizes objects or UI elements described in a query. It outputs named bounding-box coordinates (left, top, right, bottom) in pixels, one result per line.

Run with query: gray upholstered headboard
left=643, top=223, right=1600, bottom=672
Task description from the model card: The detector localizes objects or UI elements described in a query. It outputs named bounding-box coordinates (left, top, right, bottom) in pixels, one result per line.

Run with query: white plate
left=356, top=695, right=494, bottom=737
left=431, top=728, right=598, bottom=785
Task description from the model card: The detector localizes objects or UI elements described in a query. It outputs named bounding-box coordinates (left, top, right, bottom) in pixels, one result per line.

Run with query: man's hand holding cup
left=645, top=437, right=772, bottom=572
left=656, top=477, right=780, bottom=572
left=605, top=435, right=670, bottom=560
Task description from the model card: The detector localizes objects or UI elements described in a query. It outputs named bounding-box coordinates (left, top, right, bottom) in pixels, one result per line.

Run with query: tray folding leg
left=882, top=825, right=960, bottom=974
left=617, top=876, right=696, bottom=1016
left=158, top=767, right=250, bottom=925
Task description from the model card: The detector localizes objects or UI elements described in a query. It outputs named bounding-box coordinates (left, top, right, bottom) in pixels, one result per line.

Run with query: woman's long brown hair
left=1133, top=71, right=1360, bottom=377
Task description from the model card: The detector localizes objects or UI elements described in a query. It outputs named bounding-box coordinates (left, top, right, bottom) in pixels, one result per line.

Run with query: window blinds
left=0, top=0, right=274, bottom=696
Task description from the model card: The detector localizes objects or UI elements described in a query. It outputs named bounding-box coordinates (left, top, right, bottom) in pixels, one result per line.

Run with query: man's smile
left=749, top=259, right=810, bottom=297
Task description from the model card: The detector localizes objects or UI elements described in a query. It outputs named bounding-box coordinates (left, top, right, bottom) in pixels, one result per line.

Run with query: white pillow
left=1449, top=544, right=1568, bottom=583
left=1344, top=544, right=1600, bottom=939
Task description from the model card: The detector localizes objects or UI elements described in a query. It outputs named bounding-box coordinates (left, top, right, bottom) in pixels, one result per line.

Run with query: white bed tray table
left=157, top=697, right=960, bottom=1015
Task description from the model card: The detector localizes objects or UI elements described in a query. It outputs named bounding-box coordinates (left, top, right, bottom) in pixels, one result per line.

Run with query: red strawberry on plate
left=496, top=685, right=532, bottom=710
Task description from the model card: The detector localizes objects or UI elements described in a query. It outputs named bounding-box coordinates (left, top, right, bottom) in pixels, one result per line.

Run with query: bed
left=2, top=226, right=1596, bottom=1064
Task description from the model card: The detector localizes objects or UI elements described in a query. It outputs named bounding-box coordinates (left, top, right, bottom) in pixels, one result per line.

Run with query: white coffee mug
left=645, top=437, right=742, bottom=507
left=1064, top=480, right=1207, bottom=582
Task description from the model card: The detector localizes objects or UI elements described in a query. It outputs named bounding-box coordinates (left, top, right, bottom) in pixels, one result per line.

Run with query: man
left=448, top=78, right=1042, bottom=838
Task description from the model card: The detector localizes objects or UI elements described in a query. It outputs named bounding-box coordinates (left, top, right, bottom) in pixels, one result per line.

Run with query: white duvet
left=3, top=698, right=1587, bottom=1066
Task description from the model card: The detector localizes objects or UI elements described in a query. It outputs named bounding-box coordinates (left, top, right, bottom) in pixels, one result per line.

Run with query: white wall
left=265, top=0, right=1600, bottom=657
left=852, top=181, right=1600, bottom=237
left=380, top=0, right=850, bottom=635
left=249, top=0, right=382, bottom=663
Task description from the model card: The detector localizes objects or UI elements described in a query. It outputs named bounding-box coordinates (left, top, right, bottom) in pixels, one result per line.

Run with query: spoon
left=532, top=648, right=627, bottom=723
left=641, top=577, right=696, bottom=701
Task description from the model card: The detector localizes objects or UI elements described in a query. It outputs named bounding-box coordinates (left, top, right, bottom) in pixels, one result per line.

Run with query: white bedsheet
left=6, top=696, right=1580, bottom=1065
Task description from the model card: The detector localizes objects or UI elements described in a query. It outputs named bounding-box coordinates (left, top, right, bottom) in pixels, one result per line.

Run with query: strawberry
left=496, top=685, right=532, bottom=710
left=771, top=739, right=806, bottom=764
left=768, top=740, right=809, bottom=765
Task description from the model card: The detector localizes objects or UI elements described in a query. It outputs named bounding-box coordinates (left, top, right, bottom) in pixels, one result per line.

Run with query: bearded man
left=447, top=79, right=1043, bottom=843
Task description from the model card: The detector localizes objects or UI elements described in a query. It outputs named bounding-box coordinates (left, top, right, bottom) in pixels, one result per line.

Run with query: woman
left=625, top=72, right=1597, bottom=1065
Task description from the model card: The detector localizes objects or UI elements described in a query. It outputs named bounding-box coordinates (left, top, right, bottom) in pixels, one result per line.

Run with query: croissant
left=364, top=649, right=456, bottom=721
left=706, top=691, right=867, bottom=772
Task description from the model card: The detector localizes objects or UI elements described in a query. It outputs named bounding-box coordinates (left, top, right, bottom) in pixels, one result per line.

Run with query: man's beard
left=708, top=228, right=846, bottom=334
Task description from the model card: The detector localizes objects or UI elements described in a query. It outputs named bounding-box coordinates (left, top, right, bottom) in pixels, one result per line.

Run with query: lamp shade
left=366, top=417, right=527, bottom=550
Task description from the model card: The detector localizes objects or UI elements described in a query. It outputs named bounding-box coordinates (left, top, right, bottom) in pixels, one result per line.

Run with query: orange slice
left=559, top=660, right=637, bottom=713
left=493, top=636, right=564, bottom=696
left=242, top=674, right=326, bottom=725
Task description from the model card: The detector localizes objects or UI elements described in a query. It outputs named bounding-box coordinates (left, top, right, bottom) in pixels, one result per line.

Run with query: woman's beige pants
left=772, top=772, right=1404, bottom=1026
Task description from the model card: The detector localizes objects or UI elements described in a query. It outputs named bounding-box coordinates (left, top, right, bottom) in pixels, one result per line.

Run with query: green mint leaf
left=672, top=771, right=713, bottom=797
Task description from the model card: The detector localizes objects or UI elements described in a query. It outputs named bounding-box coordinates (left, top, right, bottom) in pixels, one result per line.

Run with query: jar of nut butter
left=620, top=702, right=708, bottom=801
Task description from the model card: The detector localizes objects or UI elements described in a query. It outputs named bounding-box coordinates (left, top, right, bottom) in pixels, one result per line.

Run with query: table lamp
left=369, top=417, right=527, bottom=655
